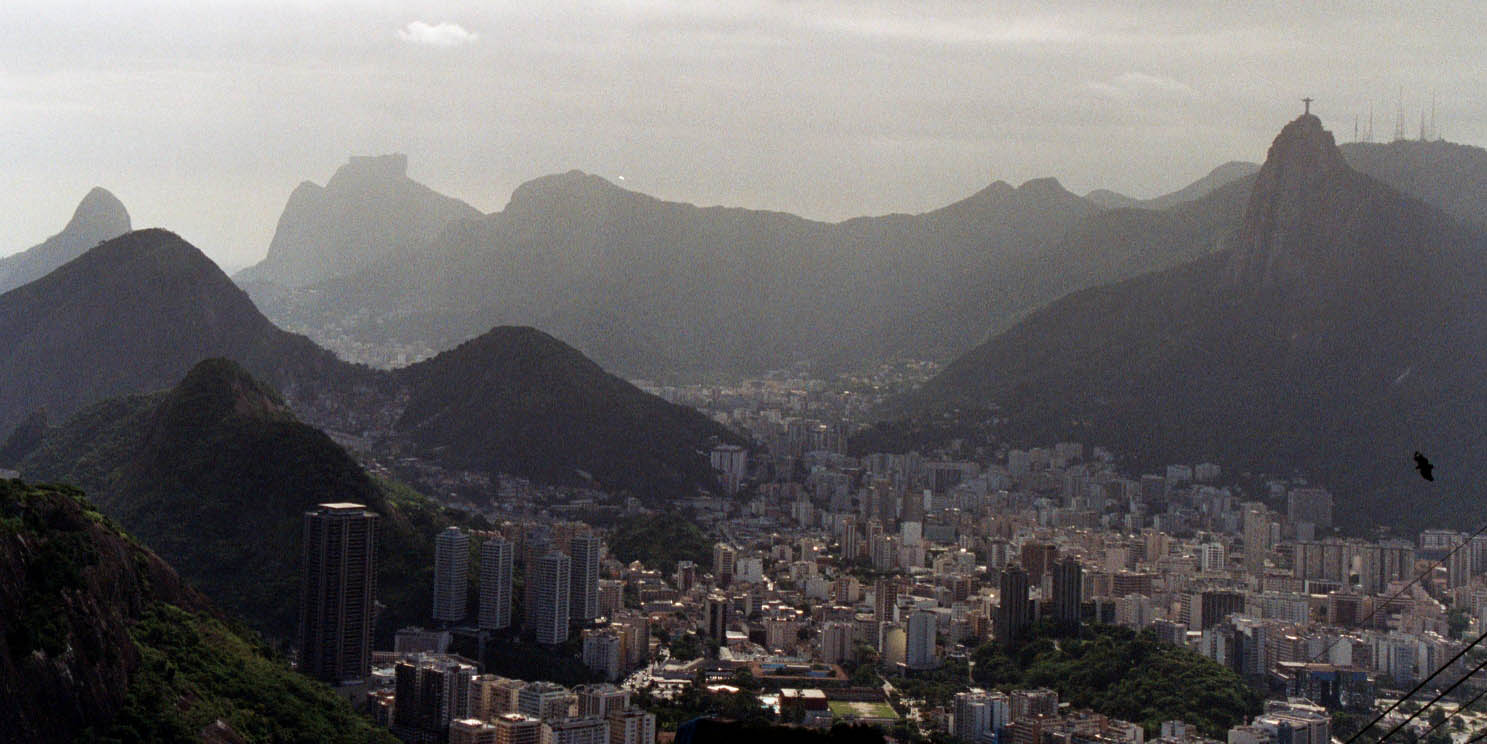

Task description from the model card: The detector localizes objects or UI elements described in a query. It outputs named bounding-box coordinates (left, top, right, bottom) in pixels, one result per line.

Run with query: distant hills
left=1339, top=139, right=1487, bottom=229
left=0, top=187, right=131, bottom=294
left=239, top=139, right=1487, bottom=380
left=242, top=166, right=1230, bottom=378
left=235, top=154, right=481, bottom=288
left=906, top=115, right=1487, bottom=530
left=0, top=229, right=731, bottom=498
left=0, top=479, right=393, bottom=743
left=1085, top=161, right=1259, bottom=211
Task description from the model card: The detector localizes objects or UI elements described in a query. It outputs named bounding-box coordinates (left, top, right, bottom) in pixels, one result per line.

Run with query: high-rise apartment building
left=705, top=594, right=729, bottom=642
left=996, top=565, right=1031, bottom=646
left=713, top=542, right=736, bottom=587
left=392, top=653, right=477, bottom=739
left=480, top=536, right=514, bottom=631
left=953, top=689, right=1007, bottom=743
left=435, top=526, right=470, bottom=624
left=491, top=713, right=542, bottom=744
left=575, top=683, right=630, bottom=719
left=874, top=578, right=898, bottom=623
left=1052, top=558, right=1083, bottom=629
left=541, top=716, right=608, bottom=744
left=906, top=609, right=938, bottom=670
left=298, top=503, right=378, bottom=685
left=519, top=681, right=576, bottom=721
left=820, top=621, right=853, bottom=665
left=568, top=534, right=602, bottom=623
left=581, top=630, right=623, bottom=681
left=533, top=552, right=572, bottom=645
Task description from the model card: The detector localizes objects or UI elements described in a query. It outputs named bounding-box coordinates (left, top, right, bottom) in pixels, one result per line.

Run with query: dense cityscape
left=277, top=362, right=1485, bottom=744
left=4, top=5, right=1487, bottom=744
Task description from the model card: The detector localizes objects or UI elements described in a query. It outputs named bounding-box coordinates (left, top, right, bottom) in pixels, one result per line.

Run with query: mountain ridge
left=244, top=166, right=1213, bottom=377
left=0, top=187, right=131, bottom=294
left=906, top=115, right=1487, bottom=531
left=0, top=229, right=732, bottom=499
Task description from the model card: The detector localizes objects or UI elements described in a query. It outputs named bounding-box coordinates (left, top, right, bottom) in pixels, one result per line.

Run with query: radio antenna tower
left=1431, top=92, right=1438, bottom=141
left=1393, top=88, right=1406, bottom=142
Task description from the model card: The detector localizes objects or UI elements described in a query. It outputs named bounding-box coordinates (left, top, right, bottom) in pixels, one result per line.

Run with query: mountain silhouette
left=0, top=187, right=131, bottom=294
left=0, top=228, right=347, bottom=437
left=235, top=153, right=481, bottom=288
left=907, top=114, right=1487, bottom=530
left=1086, top=161, right=1260, bottom=211
left=244, top=168, right=1232, bottom=376
left=0, top=229, right=731, bottom=497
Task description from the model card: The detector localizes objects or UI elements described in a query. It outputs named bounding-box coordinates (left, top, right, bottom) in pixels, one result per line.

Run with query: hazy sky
left=4, top=1, right=1484, bottom=270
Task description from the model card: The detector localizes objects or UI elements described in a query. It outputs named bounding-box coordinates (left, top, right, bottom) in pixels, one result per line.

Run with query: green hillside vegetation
left=392, top=326, right=738, bottom=499
left=0, top=480, right=393, bottom=744
left=971, top=625, right=1261, bottom=737
left=608, top=512, right=713, bottom=573
left=9, top=359, right=484, bottom=642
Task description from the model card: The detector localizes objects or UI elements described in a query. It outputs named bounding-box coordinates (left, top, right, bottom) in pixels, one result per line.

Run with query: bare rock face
left=0, top=482, right=211, bottom=743
left=1226, top=114, right=1357, bottom=292
left=236, top=154, right=481, bottom=288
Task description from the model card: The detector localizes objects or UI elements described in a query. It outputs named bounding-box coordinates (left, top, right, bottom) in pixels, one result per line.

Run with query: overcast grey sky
left=4, top=0, right=1484, bottom=270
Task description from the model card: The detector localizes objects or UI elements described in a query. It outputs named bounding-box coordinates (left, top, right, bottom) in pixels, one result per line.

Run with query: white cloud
left=396, top=21, right=477, bottom=47
left=1086, top=72, right=1197, bottom=101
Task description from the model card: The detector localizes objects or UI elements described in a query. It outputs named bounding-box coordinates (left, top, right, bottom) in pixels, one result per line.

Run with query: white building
left=581, top=631, right=623, bottom=682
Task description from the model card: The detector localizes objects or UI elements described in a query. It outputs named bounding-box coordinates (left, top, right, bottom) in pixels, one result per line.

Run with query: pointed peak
left=65, top=187, right=130, bottom=235
left=1226, top=115, right=1380, bottom=291
left=1259, top=115, right=1347, bottom=180
left=151, top=359, right=293, bottom=442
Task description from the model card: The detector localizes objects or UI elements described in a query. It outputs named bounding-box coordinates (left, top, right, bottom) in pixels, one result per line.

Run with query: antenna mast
left=1393, top=88, right=1406, bottom=142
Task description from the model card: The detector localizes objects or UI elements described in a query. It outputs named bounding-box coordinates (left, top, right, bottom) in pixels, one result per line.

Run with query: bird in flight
left=1414, top=451, right=1435, bottom=482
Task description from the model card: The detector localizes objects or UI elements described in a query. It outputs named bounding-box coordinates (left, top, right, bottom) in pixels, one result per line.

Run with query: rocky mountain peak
left=66, top=187, right=131, bottom=237
left=1226, top=115, right=1363, bottom=291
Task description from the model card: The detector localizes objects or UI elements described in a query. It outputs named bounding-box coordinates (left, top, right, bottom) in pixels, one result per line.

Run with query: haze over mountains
left=240, top=164, right=1245, bottom=378
left=1085, top=161, right=1260, bottom=211
left=0, top=187, right=131, bottom=294
left=909, top=115, right=1487, bottom=530
left=236, top=154, right=482, bottom=288
left=237, top=137, right=1487, bottom=380
left=0, top=229, right=731, bottom=498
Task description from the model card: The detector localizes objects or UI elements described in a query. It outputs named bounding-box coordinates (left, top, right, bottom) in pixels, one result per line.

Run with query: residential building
left=298, top=503, right=378, bottom=685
